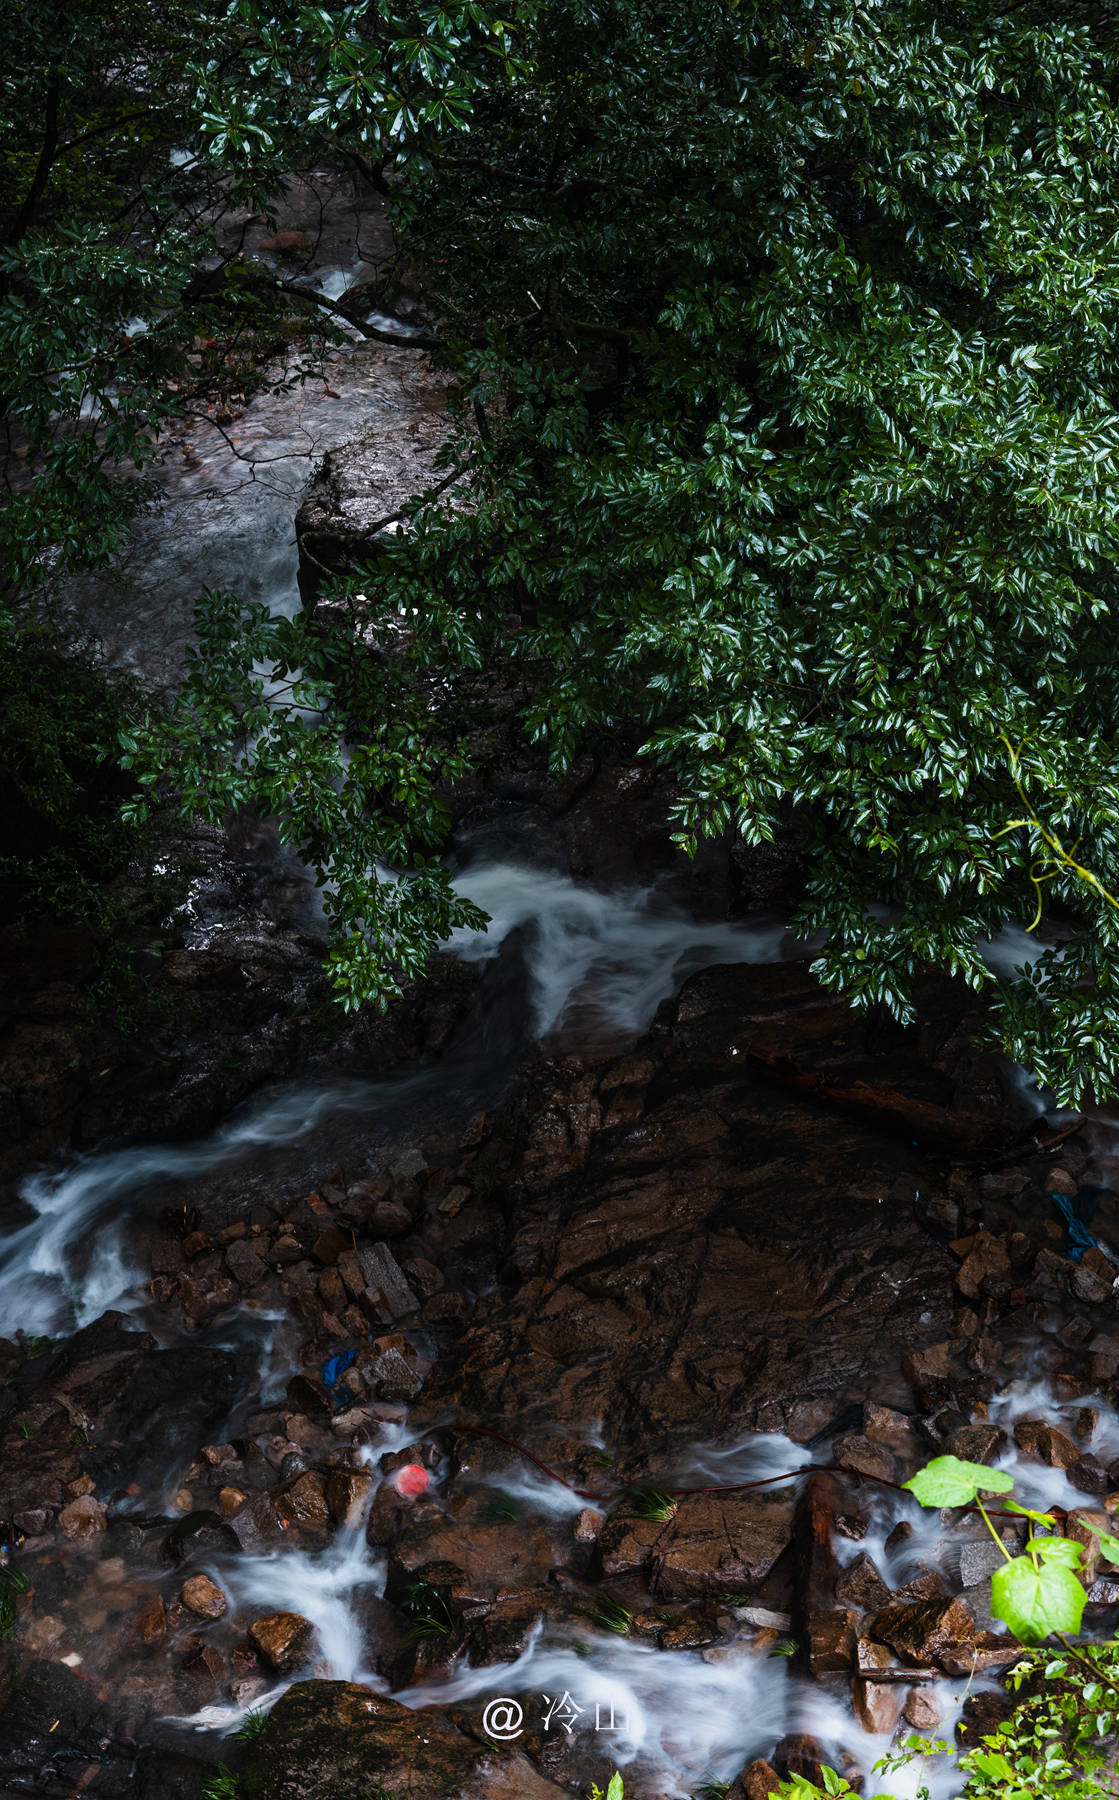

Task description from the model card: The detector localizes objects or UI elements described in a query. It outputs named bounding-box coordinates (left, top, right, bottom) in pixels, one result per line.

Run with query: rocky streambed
left=4, top=171, right=1119, bottom=1800
left=3, top=909, right=1119, bottom=1800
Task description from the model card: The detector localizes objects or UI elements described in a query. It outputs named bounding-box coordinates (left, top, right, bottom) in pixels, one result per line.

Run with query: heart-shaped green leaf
left=992, top=1554, right=1086, bottom=1643
left=904, top=1456, right=1014, bottom=1509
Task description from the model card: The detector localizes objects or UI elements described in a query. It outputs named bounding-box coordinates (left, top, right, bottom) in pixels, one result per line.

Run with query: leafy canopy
left=12, top=0, right=1119, bottom=1098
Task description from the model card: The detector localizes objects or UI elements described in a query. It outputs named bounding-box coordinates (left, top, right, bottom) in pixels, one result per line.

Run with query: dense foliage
left=10, top=1, right=1119, bottom=1098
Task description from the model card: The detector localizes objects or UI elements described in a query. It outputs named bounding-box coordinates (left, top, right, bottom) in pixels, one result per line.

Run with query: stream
left=4, top=176, right=1119, bottom=1800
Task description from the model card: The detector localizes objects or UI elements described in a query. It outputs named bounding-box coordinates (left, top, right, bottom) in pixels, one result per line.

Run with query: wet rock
left=855, top=1637, right=933, bottom=1682
left=312, top=1225, right=348, bottom=1265
left=464, top=1591, right=552, bottom=1665
left=1071, top=1264, right=1113, bottom=1306
left=1065, top=1508, right=1114, bottom=1579
left=773, top=1734, right=828, bottom=1788
left=597, top=1512, right=663, bottom=1578
left=872, top=1595, right=975, bottom=1668
left=1069, top=1455, right=1109, bottom=1497
left=180, top=1642, right=226, bottom=1702
left=833, top=1432, right=896, bottom=1484
left=238, top=1678, right=572, bottom=1800
left=365, top=1345, right=422, bottom=1402
left=388, top=1512, right=556, bottom=1608
left=57, top=1493, right=106, bottom=1539
left=182, top=1574, right=227, bottom=1618
left=326, top=1467, right=374, bottom=1528
left=955, top=1233, right=1011, bottom=1300
left=227, top=1490, right=286, bottom=1552
left=889, top=1569, right=948, bottom=1604
left=226, top=1239, right=268, bottom=1286
left=806, top=1609, right=860, bottom=1674
left=574, top=1507, right=604, bottom=1543
left=276, top=1471, right=331, bottom=1533
left=356, top=1243, right=419, bottom=1320
left=131, top=1594, right=168, bottom=1648
left=940, top=1633, right=1023, bottom=1676
left=835, top=1552, right=891, bottom=1610
left=853, top=1677, right=905, bottom=1734
left=650, top=1492, right=795, bottom=1599
left=1013, top=1419, right=1080, bottom=1469
left=249, top=1610, right=315, bottom=1673
left=903, top=1343, right=958, bottom=1410
left=164, top=1509, right=241, bottom=1564
left=729, top=1757, right=781, bottom=1800
left=903, top=1688, right=942, bottom=1731
left=946, top=1423, right=1007, bottom=1464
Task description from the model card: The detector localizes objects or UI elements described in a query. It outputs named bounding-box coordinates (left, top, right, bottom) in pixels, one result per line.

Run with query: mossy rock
left=239, top=1679, right=570, bottom=1800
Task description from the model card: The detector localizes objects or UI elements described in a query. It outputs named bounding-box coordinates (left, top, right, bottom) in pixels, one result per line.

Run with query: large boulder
left=239, top=1679, right=572, bottom=1800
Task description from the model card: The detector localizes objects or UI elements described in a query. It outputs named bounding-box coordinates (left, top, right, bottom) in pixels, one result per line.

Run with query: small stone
left=1071, top=1262, right=1113, bottom=1305
left=170, top=1488, right=194, bottom=1512
left=1014, top=1419, right=1081, bottom=1469
left=366, top=1346, right=422, bottom=1402
left=1077, top=1407, right=1100, bottom=1443
left=1069, top=1455, right=1109, bottom=1497
left=57, top=1495, right=106, bottom=1540
left=218, top=1485, right=248, bottom=1517
left=903, top=1343, right=956, bottom=1409
left=946, top=1423, right=1007, bottom=1464
left=872, top=1596, right=975, bottom=1669
left=855, top=1638, right=934, bottom=1682
left=356, top=1243, right=419, bottom=1319
left=733, top=1606, right=792, bottom=1630
left=324, top=1468, right=373, bottom=1529
left=956, top=1233, right=1011, bottom=1300
left=737, top=1758, right=781, bottom=1800
left=853, top=1677, right=905, bottom=1734
left=833, top=1432, right=896, bottom=1484
left=226, top=1239, right=268, bottom=1286
left=806, top=1609, right=860, bottom=1675
left=182, top=1575, right=227, bottom=1619
left=835, top=1552, right=890, bottom=1610
left=277, top=1472, right=331, bottom=1533
left=131, top=1595, right=167, bottom=1647
left=312, top=1225, right=348, bottom=1266
left=903, top=1688, right=942, bottom=1731
left=940, top=1633, right=1024, bottom=1676
left=249, top=1611, right=314, bottom=1672
left=959, top=1539, right=1012, bottom=1589
left=573, top=1507, right=604, bottom=1543
left=63, top=1474, right=95, bottom=1501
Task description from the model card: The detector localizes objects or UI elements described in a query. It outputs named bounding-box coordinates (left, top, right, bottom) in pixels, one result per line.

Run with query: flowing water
left=8, top=194, right=1112, bottom=1800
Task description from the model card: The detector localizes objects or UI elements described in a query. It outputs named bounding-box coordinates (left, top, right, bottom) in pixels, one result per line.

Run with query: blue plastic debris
left=321, top=1347, right=358, bottom=1400
left=1049, top=1190, right=1103, bottom=1264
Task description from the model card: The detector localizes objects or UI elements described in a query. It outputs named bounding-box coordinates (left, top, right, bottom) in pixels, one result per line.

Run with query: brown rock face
left=238, top=1679, right=572, bottom=1800
left=276, top=1472, right=331, bottom=1533
left=249, top=1612, right=316, bottom=1673
left=419, top=962, right=990, bottom=1472
left=649, top=1493, right=795, bottom=1599
left=387, top=1514, right=557, bottom=1609
left=872, top=1596, right=975, bottom=1668
left=181, top=1575, right=227, bottom=1619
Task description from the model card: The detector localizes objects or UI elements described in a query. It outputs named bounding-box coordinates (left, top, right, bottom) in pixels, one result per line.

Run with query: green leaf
left=606, top=1776, right=624, bottom=1800
left=991, top=1555, right=1087, bottom=1644
left=904, top=1456, right=1014, bottom=1509
left=1024, top=1536, right=1083, bottom=1568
